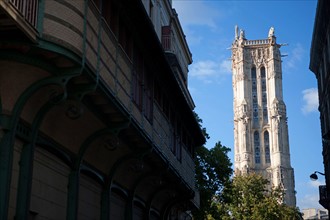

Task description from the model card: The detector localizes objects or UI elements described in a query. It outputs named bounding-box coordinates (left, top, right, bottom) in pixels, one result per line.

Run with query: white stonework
left=231, top=26, right=296, bottom=207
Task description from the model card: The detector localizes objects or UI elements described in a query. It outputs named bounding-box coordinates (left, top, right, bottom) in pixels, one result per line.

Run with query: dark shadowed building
left=310, top=0, right=330, bottom=211
left=0, top=0, right=205, bottom=219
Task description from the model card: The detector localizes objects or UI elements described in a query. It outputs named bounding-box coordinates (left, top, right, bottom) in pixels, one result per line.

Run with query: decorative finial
left=268, top=27, right=275, bottom=37
left=239, top=29, right=245, bottom=39
left=235, top=25, right=239, bottom=39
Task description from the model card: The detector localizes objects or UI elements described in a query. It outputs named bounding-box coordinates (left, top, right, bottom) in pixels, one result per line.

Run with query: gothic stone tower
left=231, top=26, right=296, bottom=206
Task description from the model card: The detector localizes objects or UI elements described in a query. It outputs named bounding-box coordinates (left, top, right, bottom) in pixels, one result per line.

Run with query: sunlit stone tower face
left=231, top=26, right=296, bottom=206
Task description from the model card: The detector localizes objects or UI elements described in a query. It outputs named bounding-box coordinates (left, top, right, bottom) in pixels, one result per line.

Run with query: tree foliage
left=193, top=113, right=301, bottom=219
left=193, top=142, right=233, bottom=219
left=193, top=113, right=233, bottom=219
left=220, top=173, right=302, bottom=220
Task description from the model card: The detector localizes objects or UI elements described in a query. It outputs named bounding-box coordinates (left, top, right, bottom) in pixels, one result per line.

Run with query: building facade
left=0, top=0, right=205, bottom=219
left=309, top=0, right=330, bottom=210
left=302, top=208, right=328, bottom=220
left=231, top=26, right=296, bottom=206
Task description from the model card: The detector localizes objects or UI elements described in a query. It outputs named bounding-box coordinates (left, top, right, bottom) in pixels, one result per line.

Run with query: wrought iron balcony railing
left=161, top=26, right=187, bottom=75
left=9, top=0, right=38, bottom=28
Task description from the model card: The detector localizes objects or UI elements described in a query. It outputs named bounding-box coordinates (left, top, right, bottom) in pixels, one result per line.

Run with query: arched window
left=264, top=131, right=270, bottom=163
left=251, top=67, right=258, bottom=124
left=261, top=67, right=268, bottom=122
left=254, top=131, right=260, bottom=164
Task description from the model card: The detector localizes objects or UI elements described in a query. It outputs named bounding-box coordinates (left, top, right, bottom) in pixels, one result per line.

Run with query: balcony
left=161, top=25, right=195, bottom=109
left=319, top=185, right=329, bottom=209
left=0, top=0, right=38, bottom=41
left=161, top=26, right=187, bottom=78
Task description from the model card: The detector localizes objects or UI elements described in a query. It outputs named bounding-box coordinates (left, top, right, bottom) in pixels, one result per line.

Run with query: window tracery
left=264, top=131, right=271, bottom=163
left=261, top=67, right=268, bottom=123
left=251, top=67, right=258, bottom=125
left=254, top=131, right=260, bottom=164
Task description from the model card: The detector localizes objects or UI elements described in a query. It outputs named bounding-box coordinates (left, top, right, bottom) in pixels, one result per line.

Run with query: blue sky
left=172, top=0, right=322, bottom=210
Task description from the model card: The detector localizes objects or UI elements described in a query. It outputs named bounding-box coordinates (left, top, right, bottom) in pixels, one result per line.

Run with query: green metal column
left=125, top=171, right=159, bottom=220
left=15, top=100, right=62, bottom=219
left=67, top=128, right=113, bottom=220
left=66, top=170, right=80, bottom=220
left=0, top=131, right=15, bottom=220
left=0, top=74, right=75, bottom=220
left=125, top=191, right=133, bottom=220
left=101, top=186, right=111, bottom=220
left=104, top=148, right=151, bottom=220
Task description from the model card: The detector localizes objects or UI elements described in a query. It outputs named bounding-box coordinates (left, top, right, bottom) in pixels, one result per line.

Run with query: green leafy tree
left=221, top=173, right=302, bottom=220
left=193, top=113, right=233, bottom=219
left=193, top=143, right=232, bottom=219
left=193, top=113, right=301, bottom=219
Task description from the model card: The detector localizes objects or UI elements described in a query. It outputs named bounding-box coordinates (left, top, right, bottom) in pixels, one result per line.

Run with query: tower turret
left=231, top=26, right=296, bottom=206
